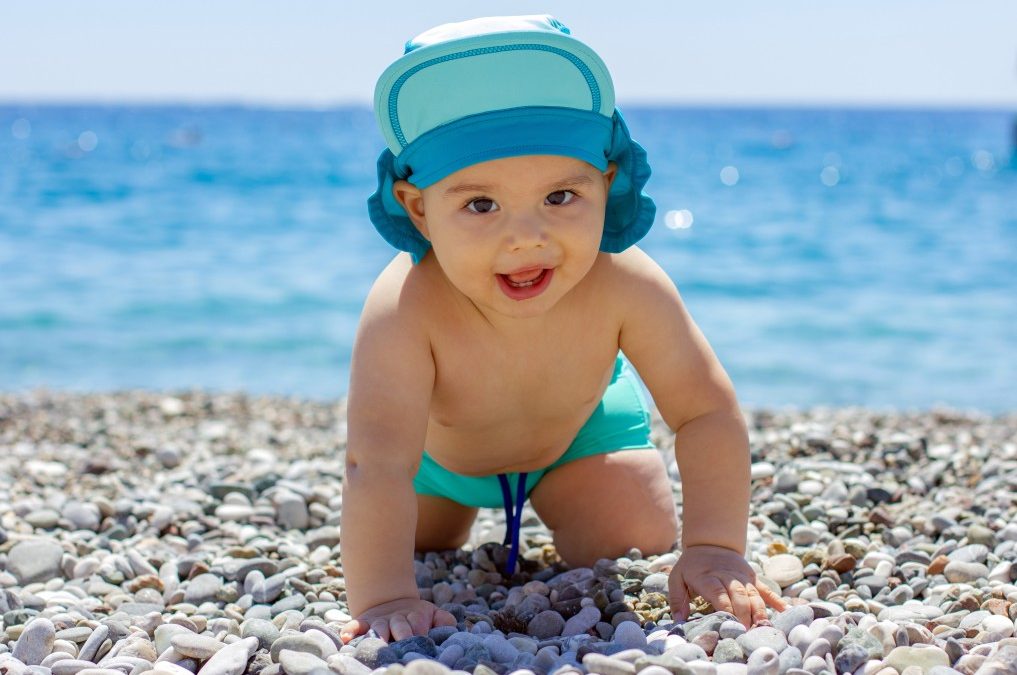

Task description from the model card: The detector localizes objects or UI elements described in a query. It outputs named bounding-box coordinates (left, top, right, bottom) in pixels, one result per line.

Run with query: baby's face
left=400, top=154, right=616, bottom=319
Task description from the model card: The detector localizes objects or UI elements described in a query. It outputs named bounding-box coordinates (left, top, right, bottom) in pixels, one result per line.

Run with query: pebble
left=196, top=636, right=258, bottom=675
left=278, top=649, right=330, bottom=675
left=184, top=573, right=223, bottom=604
left=528, top=610, right=566, bottom=638
left=746, top=648, right=779, bottom=675
left=761, top=555, right=804, bottom=588
left=582, top=653, right=637, bottom=675
left=736, top=627, right=788, bottom=655
left=613, top=621, right=647, bottom=650
left=943, top=561, right=990, bottom=583
left=7, top=540, right=64, bottom=585
left=12, top=617, right=56, bottom=666
left=563, top=605, right=603, bottom=635
left=170, top=633, right=226, bottom=660
left=883, top=645, right=950, bottom=672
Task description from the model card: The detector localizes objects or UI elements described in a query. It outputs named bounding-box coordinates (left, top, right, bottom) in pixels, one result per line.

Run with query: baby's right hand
left=340, top=598, right=457, bottom=643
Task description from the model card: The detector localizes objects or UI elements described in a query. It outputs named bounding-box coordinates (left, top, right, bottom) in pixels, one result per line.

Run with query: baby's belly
left=422, top=398, right=600, bottom=476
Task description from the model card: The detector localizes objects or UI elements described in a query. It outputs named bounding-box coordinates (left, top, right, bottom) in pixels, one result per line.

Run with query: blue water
left=1, top=105, right=1014, bottom=410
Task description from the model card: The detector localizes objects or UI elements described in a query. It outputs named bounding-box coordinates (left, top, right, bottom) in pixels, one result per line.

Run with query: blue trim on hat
left=388, top=43, right=602, bottom=149
left=397, top=106, right=612, bottom=189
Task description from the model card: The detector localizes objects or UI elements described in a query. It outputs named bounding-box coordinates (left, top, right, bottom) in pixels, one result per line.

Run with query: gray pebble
left=772, top=606, right=813, bottom=636
left=528, top=610, right=565, bottom=639
left=667, top=644, right=708, bottom=662
left=184, top=574, right=223, bottom=605
left=613, top=622, right=647, bottom=650
left=195, top=636, right=258, bottom=675
left=278, top=649, right=330, bottom=675
left=946, top=544, right=988, bottom=563
left=13, top=617, right=56, bottom=666
left=735, top=627, right=788, bottom=655
left=352, top=638, right=397, bottom=669
left=943, top=561, right=989, bottom=583
left=713, top=639, right=745, bottom=664
left=746, top=647, right=779, bottom=675
left=326, top=655, right=373, bottom=675
left=61, top=502, right=101, bottom=531
left=832, top=644, right=868, bottom=674
left=8, top=541, right=64, bottom=585
left=777, top=646, right=803, bottom=674
left=563, top=605, right=601, bottom=637
left=642, top=573, right=669, bottom=594
left=270, top=633, right=324, bottom=663
left=582, top=653, right=637, bottom=675
left=170, top=633, right=225, bottom=660
left=240, top=619, right=280, bottom=651
left=77, top=625, right=110, bottom=663
left=404, top=660, right=452, bottom=675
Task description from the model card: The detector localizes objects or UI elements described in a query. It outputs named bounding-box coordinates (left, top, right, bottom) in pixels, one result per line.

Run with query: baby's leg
left=528, top=449, right=678, bottom=567
left=415, top=493, right=477, bottom=551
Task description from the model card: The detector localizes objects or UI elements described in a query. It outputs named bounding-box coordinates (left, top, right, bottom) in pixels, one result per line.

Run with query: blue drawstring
left=497, top=472, right=528, bottom=576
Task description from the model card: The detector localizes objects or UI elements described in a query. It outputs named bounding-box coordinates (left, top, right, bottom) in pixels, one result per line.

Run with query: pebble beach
left=0, top=391, right=1015, bottom=675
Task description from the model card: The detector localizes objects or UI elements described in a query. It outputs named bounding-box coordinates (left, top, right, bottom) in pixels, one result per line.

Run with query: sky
left=2, top=1, right=1016, bottom=108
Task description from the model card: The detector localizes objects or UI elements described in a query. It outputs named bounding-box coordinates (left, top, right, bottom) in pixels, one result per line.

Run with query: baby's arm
left=339, top=269, right=455, bottom=642
left=616, top=249, right=785, bottom=626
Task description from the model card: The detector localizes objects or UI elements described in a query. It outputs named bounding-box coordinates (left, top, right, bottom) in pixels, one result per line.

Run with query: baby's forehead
left=429, top=154, right=601, bottom=194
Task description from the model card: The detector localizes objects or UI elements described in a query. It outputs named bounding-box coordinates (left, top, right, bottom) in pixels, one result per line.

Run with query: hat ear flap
left=367, top=149, right=433, bottom=263
left=600, top=110, right=656, bottom=253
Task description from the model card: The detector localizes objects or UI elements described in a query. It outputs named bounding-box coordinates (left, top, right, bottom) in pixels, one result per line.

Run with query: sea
left=1, top=105, right=1014, bottom=411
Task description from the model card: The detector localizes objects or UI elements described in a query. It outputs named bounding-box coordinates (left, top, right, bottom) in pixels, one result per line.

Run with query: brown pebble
left=767, top=541, right=789, bottom=555
left=826, top=553, right=856, bottom=573
left=869, top=507, right=895, bottom=526
left=982, top=598, right=1008, bottom=616
left=927, top=555, right=950, bottom=575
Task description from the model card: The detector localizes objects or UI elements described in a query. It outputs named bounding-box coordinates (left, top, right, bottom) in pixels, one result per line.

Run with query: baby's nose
left=506, top=214, right=549, bottom=250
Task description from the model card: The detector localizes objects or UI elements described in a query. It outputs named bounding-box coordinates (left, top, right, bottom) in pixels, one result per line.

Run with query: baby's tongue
left=507, top=268, right=543, bottom=283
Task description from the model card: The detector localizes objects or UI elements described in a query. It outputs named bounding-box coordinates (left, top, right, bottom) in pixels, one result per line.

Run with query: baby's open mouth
left=500, top=268, right=549, bottom=288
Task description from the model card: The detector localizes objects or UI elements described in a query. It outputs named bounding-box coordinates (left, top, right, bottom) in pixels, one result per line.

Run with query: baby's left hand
left=668, top=544, right=786, bottom=627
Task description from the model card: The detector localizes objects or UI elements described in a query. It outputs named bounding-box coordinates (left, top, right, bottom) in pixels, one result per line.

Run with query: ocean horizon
left=1, top=103, right=1014, bottom=411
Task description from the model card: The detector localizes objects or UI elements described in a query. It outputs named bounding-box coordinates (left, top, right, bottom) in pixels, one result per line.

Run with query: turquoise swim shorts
left=413, top=354, right=655, bottom=509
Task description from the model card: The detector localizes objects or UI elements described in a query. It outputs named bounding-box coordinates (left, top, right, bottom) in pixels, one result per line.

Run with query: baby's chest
left=429, top=343, right=616, bottom=429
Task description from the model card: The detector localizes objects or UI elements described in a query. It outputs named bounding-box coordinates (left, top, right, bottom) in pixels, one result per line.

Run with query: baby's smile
left=496, top=266, right=555, bottom=300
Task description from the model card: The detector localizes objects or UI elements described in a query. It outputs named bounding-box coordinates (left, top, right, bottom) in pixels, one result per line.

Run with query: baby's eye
left=546, top=190, right=577, bottom=206
left=465, top=198, right=498, bottom=214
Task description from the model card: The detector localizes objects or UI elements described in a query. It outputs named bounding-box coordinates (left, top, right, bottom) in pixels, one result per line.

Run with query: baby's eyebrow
left=443, top=174, right=594, bottom=197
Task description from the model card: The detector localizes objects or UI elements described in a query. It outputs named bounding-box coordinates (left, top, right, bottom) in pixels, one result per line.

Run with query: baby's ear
left=392, top=180, right=430, bottom=240
left=603, top=162, right=619, bottom=190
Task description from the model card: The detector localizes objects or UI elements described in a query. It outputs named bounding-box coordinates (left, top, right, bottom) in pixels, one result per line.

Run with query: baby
left=339, top=15, right=784, bottom=643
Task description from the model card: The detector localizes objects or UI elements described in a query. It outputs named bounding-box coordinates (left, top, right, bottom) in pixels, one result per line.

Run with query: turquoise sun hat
left=367, top=15, right=656, bottom=263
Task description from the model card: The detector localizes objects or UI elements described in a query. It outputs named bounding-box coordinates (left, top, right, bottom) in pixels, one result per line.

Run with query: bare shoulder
left=595, top=246, right=681, bottom=309
left=362, top=254, right=430, bottom=319
left=604, top=247, right=738, bottom=431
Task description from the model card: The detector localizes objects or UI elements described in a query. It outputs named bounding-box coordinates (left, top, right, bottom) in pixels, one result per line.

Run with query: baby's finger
left=668, top=571, right=691, bottom=620
left=698, top=577, right=733, bottom=617
left=406, top=609, right=429, bottom=636
left=754, top=580, right=787, bottom=611
left=725, top=579, right=753, bottom=628
left=369, top=618, right=391, bottom=643
left=745, top=584, right=768, bottom=626
left=389, top=614, right=413, bottom=642
left=434, top=609, right=458, bottom=628
left=339, top=619, right=365, bottom=643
